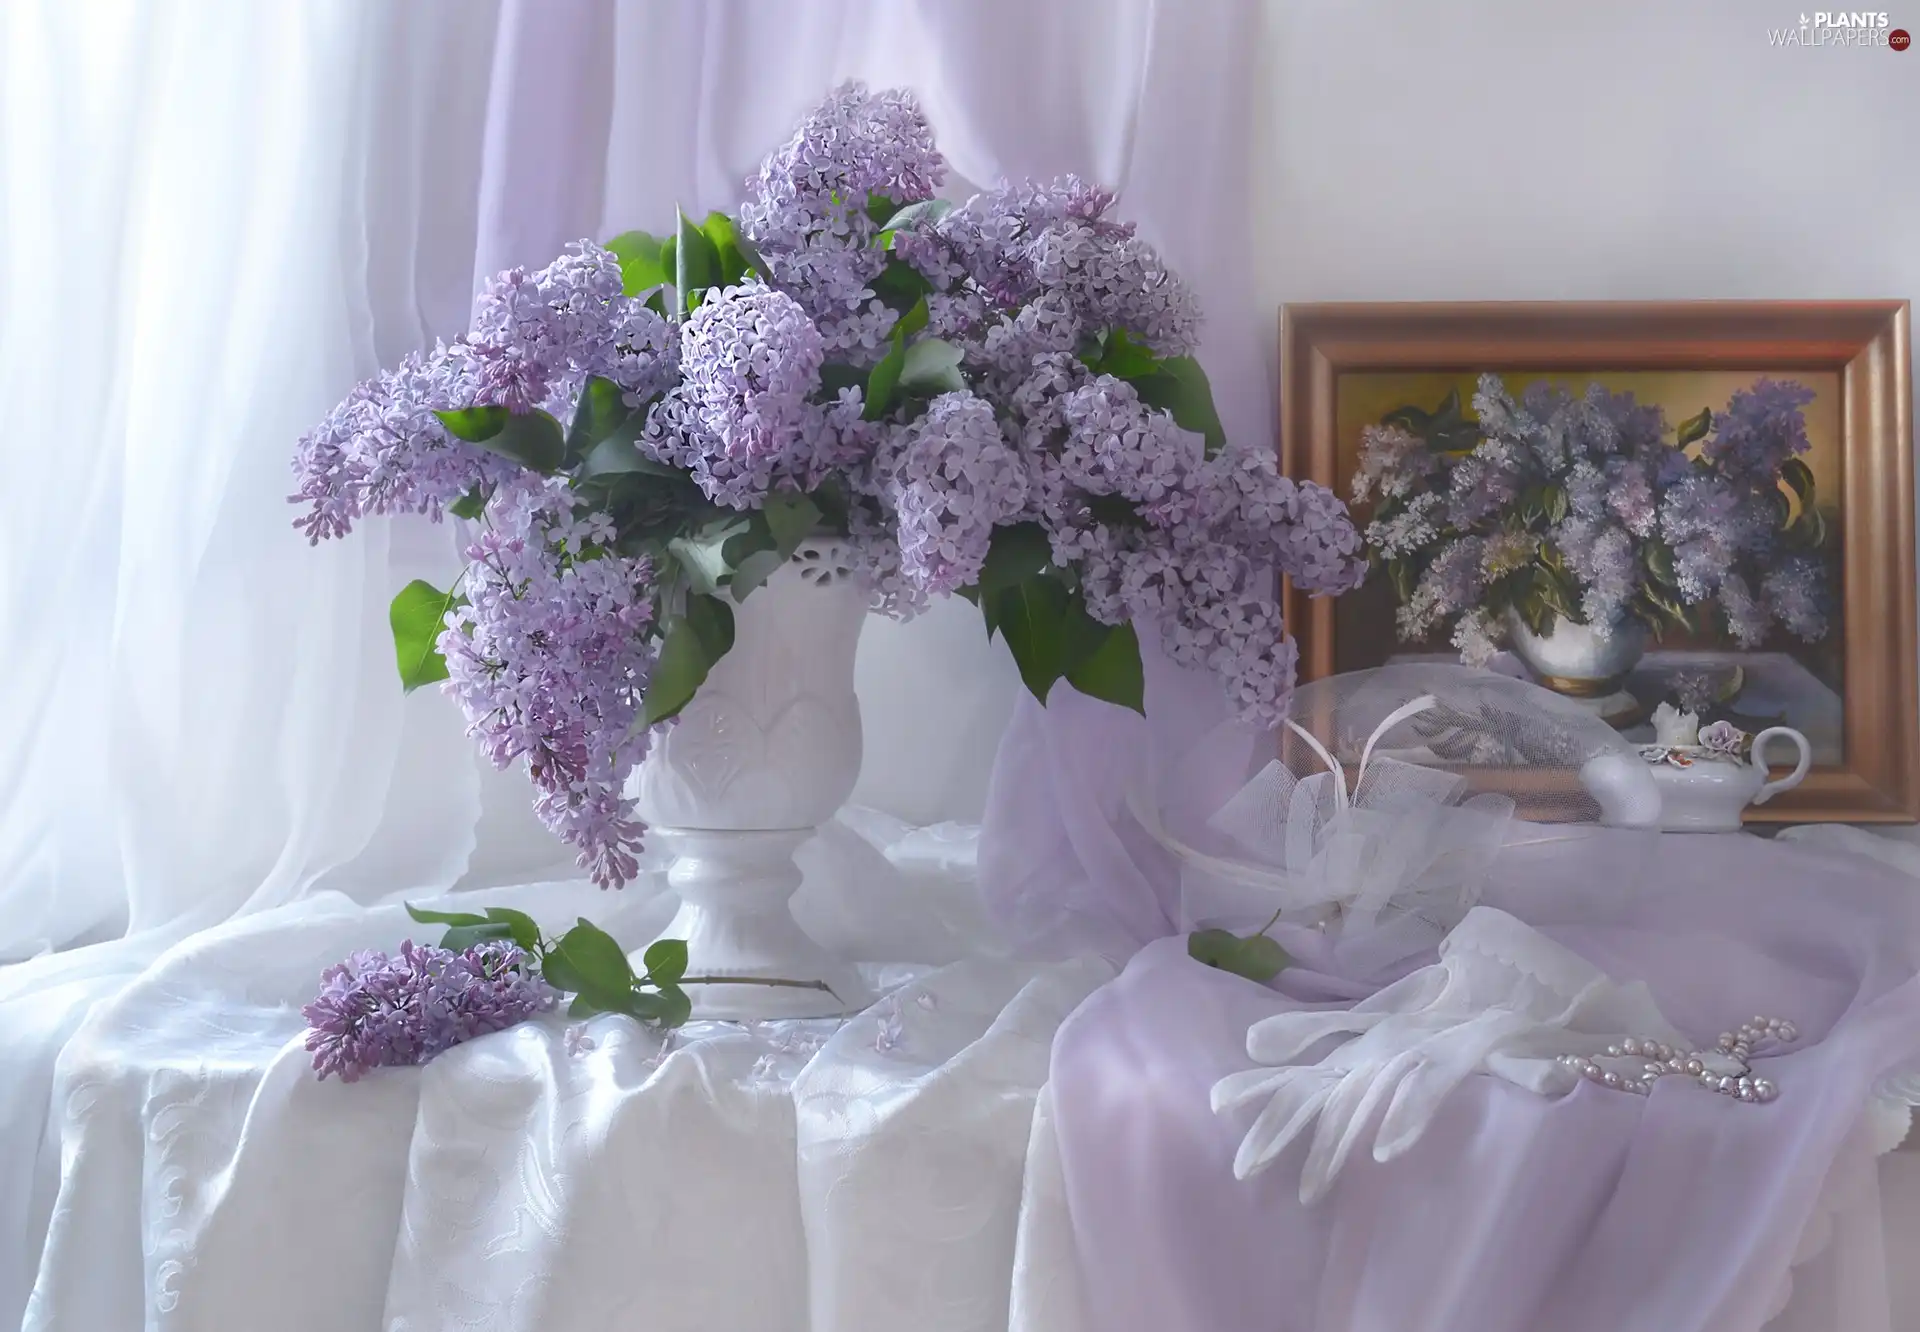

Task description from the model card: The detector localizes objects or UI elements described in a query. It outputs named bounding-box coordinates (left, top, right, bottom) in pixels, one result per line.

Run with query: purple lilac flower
left=1659, top=475, right=1773, bottom=602
left=1560, top=521, right=1639, bottom=634
left=303, top=939, right=555, bottom=1082
left=1445, top=437, right=1525, bottom=527
left=468, top=241, right=634, bottom=414
left=739, top=82, right=945, bottom=355
left=1763, top=553, right=1828, bottom=641
left=884, top=392, right=1029, bottom=597
left=439, top=501, right=659, bottom=888
left=290, top=341, right=520, bottom=542
left=1704, top=378, right=1816, bottom=482
left=1399, top=537, right=1485, bottom=640
left=1057, top=376, right=1201, bottom=514
left=1352, top=424, right=1436, bottom=504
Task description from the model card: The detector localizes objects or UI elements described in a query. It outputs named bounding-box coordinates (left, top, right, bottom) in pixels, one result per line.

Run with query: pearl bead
left=1622, top=1039, right=1641, bottom=1056
left=1780, top=1023, right=1798, bottom=1042
left=1602, top=1072, right=1621, bottom=1089
left=1685, top=1059, right=1703, bottom=1075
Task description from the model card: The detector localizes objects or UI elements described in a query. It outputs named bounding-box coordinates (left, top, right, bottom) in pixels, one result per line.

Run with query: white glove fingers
left=1230, top=1076, right=1337, bottom=1181
left=1372, top=1013, right=1531, bottom=1161
left=1300, top=1049, right=1421, bottom=1205
left=1211, top=1065, right=1293, bottom=1113
left=1245, top=1010, right=1381, bottom=1064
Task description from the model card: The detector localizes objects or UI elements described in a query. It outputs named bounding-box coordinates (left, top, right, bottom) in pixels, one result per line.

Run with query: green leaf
left=1780, top=457, right=1816, bottom=506
left=549, top=919, right=638, bottom=1008
left=865, top=193, right=902, bottom=227
left=578, top=433, right=679, bottom=480
left=482, top=907, right=543, bottom=953
left=628, top=985, right=693, bottom=1028
left=1543, top=484, right=1569, bottom=525
left=1644, top=540, right=1678, bottom=587
left=761, top=489, right=821, bottom=552
left=1065, top=619, right=1145, bottom=714
left=817, top=363, right=867, bottom=398
left=1134, top=356, right=1227, bottom=456
left=449, top=487, right=489, bottom=520
left=440, top=920, right=517, bottom=952
left=864, top=341, right=907, bottom=420
left=668, top=535, right=729, bottom=597
left=880, top=198, right=953, bottom=236
left=470, top=411, right=566, bottom=473
left=701, top=212, right=751, bottom=286
left=973, top=522, right=1053, bottom=600
left=899, top=338, right=966, bottom=397
left=1093, top=329, right=1162, bottom=381
left=1676, top=407, right=1713, bottom=449
left=869, top=258, right=932, bottom=314
left=606, top=230, right=669, bottom=295
left=541, top=950, right=589, bottom=995
left=390, top=579, right=457, bottom=692
left=568, top=994, right=602, bottom=1018
left=1188, top=929, right=1290, bottom=982
left=1432, top=388, right=1463, bottom=428
left=1381, top=405, right=1434, bottom=433
left=893, top=295, right=930, bottom=342
left=640, top=593, right=736, bottom=725
left=435, top=405, right=510, bottom=443
left=565, top=376, right=632, bottom=465
left=640, top=938, right=688, bottom=986
left=674, top=207, right=722, bottom=312
left=993, top=573, right=1073, bottom=703
left=405, top=902, right=490, bottom=928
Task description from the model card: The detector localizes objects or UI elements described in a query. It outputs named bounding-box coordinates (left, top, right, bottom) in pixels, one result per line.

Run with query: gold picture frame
left=1279, top=300, right=1917, bottom=824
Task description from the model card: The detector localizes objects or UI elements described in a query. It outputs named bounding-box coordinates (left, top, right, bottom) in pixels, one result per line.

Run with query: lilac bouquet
left=292, top=83, right=1365, bottom=888
left=1353, top=373, right=1831, bottom=664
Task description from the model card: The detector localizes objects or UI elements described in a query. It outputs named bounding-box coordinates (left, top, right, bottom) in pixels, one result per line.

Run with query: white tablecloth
left=8, top=819, right=1920, bottom=1332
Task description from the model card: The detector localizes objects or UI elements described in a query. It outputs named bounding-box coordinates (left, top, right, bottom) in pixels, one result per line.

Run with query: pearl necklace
left=1557, top=1016, right=1794, bottom=1103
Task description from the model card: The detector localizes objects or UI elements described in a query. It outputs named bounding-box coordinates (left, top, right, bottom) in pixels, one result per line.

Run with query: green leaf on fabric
left=1676, top=407, right=1713, bottom=449
left=1134, top=356, right=1227, bottom=456
left=993, top=573, right=1074, bottom=703
left=641, top=593, right=736, bottom=725
left=405, top=902, right=490, bottom=928
left=390, top=579, right=457, bottom=692
left=565, top=376, right=632, bottom=465
left=701, top=212, right=751, bottom=286
left=899, top=338, right=965, bottom=397
left=1188, top=929, right=1290, bottom=981
left=434, top=405, right=510, bottom=443
left=1065, top=619, right=1145, bottom=714
left=482, top=907, right=543, bottom=953
left=439, top=921, right=517, bottom=952
left=606, top=230, right=669, bottom=295
left=674, top=207, right=721, bottom=312
left=640, top=938, right=688, bottom=986
left=629, top=985, right=693, bottom=1028
left=549, top=919, right=637, bottom=1009
left=568, top=994, right=602, bottom=1018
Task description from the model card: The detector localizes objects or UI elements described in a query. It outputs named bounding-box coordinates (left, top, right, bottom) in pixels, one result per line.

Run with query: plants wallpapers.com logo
left=1769, top=11, right=1911, bottom=45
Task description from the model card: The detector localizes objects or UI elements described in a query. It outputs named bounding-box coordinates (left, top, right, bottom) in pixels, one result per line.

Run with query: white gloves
left=1212, top=906, right=1686, bottom=1203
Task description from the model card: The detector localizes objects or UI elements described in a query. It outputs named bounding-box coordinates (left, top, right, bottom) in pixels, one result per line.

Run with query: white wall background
left=850, top=0, right=1920, bottom=831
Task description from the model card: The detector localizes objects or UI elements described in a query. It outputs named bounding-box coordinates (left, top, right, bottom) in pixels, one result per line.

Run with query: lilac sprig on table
left=1353, top=374, right=1831, bottom=664
left=291, top=81, right=1366, bottom=890
left=301, top=905, right=836, bottom=1081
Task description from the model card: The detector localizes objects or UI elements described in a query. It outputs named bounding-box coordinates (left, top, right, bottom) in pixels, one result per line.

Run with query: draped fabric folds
left=0, top=0, right=1260, bottom=1324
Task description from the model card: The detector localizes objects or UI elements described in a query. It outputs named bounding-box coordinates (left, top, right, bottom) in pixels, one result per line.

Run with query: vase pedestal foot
left=639, top=827, right=871, bottom=1020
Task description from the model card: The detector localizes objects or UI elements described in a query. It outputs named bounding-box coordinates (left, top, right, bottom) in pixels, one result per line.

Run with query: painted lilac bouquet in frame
left=1352, top=373, right=1831, bottom=665
left=291, top=83, right=1367, bottom=890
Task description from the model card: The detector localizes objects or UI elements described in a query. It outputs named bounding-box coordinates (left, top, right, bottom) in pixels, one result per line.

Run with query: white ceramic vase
left=628, top=539, right=872, bottom=1019
left=1504, top=607, right=1647, bottom=698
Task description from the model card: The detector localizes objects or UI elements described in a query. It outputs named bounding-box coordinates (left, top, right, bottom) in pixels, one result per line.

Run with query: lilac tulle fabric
left=989, top=792, right=1920, bottom=1331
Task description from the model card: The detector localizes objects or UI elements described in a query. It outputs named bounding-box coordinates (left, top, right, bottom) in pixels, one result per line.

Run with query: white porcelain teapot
left=1580, top=705, right=1812, bottom=833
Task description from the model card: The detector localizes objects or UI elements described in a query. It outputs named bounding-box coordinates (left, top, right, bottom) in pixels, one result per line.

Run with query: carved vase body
left=629, top=540, right=871, bottom=1018
left=1505, top=607, right=1647, bottom=698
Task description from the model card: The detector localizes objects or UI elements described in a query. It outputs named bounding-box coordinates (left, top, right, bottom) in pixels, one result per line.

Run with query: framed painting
left=1278, top=301, right=1917, bottom=823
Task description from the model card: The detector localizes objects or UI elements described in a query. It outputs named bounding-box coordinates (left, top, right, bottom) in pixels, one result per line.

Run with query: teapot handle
left=1751, top=727, right=1812, bottom=806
